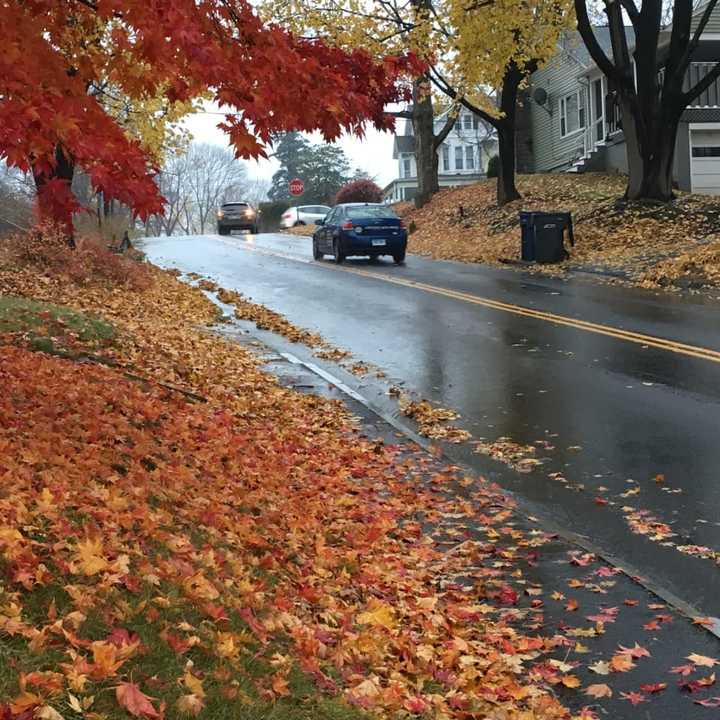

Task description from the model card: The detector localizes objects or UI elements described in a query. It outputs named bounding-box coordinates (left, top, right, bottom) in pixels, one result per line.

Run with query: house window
left=442, top=144, right=450, bottom=172
left=402, top=155, right=411, bottom=178
left=454, top=146, right=464, bottom=170
left=560, top=90, right=586, bottom=137
left=472, top=115, right=479, bottom=130
left=692, top=146, right=720, bottom=157
left=463, top=114, right=473, bottom=131
left=465, top=146, right=475, bottom=170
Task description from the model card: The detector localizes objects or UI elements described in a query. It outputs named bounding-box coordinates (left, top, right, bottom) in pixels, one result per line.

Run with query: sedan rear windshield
left=222, top=203, right=249, bottom=208
left=346, top=206, right=397, bottom=219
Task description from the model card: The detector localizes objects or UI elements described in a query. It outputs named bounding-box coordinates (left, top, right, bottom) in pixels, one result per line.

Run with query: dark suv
left=216, top=202, right=259, bottom=235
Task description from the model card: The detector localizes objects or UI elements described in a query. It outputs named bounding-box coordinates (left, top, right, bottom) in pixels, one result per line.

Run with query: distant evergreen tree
left=269, top=133, right=352, bottom=204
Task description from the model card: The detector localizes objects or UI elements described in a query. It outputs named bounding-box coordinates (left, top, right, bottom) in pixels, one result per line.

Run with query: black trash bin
left=519, top=211, right=536, bottom=261
left=518, top=211, right=574, bottom=264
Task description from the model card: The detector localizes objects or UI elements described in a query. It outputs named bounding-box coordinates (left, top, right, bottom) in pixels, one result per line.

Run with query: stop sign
left=289, top=178, right=304, bottom=196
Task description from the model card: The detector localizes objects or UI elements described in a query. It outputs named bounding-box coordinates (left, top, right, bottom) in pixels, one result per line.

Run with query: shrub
left=486, top=154, right=500, bottom=178
left=258, top=201, right=290, bottom=232
left=335, top=179, right=383, bottom=204
left=6, top=224, right=153, bottom=290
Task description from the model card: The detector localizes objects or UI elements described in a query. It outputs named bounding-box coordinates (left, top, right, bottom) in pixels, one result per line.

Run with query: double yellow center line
left=233, top=239, right=720, bottom=365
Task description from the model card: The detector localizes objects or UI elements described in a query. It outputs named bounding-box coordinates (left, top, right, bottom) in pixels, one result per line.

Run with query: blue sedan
left=312, top=203, right=408, bottom=264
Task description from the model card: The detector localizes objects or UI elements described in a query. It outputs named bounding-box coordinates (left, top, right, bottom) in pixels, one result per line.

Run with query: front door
left=592, top=78, right=604, bottom=143
left=323, top=209, right=338, bottom=252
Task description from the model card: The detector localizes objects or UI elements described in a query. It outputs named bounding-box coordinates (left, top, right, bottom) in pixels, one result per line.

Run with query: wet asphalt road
left=142, top=233, right=720, bottom=623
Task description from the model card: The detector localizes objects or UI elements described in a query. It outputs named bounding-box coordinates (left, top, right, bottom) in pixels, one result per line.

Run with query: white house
left=384, top=108, right=498, bottom=203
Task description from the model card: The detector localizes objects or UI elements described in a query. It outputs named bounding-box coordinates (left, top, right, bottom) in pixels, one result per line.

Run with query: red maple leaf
left=639, top=683, right=666, bottom=693
left=115, top=682, right=159, bottom=718
left=620, top=691, right=647, bottom=705
left=695, top=697, right=720, bottom=707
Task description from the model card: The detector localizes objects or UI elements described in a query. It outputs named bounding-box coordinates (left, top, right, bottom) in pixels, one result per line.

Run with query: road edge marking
left=228, top=238, right=720, bottom=365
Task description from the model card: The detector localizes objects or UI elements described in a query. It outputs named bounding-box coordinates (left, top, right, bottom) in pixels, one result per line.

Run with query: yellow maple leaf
left=73, top=538, right=108, bottom=576
left=688, top=653, right=719, bottom=667
left=183, top=672, right=205, bottom=698
left=357, top=603, right=397, bottom=630
left=215, top=632, right=238, bottom=659
left=176, top=694, right=204, bottom=717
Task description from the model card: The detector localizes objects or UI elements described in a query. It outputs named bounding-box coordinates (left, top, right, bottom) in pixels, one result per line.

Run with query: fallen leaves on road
left=399, top=395, right=471, bottom=442
left=473, top=437, right=544, bottom=472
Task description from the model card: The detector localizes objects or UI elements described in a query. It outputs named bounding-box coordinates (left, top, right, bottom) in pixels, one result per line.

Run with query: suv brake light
left=341, top=221, right=354, bottom=230
left=399, top=219, right=406, bottom=229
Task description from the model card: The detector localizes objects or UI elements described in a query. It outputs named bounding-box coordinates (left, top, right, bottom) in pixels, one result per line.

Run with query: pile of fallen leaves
left=0, top=235, right=587, bottom=720
left=399, top=396, right=471, bottom=443
left=639, top=239, right=720, bottom=289
left=404, top=174, right=720, bottom=289
left=282, top=225, right=316, bottom=237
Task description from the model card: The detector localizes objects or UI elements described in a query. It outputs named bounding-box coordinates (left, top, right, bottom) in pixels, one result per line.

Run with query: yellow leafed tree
left=265, top=0, right=574, bottom=205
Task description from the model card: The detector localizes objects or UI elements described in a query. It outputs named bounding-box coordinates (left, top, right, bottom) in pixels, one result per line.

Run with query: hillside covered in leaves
left=399, top=174, right=720, bottom=291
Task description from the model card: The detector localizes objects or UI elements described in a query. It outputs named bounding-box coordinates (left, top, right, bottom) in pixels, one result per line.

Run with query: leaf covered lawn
left=401, top=174, right=720, bottom=290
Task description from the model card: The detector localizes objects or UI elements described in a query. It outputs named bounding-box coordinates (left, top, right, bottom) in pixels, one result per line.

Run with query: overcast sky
left=182, top=102, right=399, bottom=188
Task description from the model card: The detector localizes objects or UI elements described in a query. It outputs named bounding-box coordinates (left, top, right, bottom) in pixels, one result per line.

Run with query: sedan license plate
left=371, top=239, right=385, bottom=246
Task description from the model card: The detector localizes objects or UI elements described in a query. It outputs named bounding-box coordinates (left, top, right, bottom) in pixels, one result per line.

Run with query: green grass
left=0, top=295, right=115, bottom=354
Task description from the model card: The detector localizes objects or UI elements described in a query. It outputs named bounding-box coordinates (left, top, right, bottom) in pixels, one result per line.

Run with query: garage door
left=691, top=129, right=720, bottom=195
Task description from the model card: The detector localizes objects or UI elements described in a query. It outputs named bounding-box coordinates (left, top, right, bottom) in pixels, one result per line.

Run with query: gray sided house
left=526, top=5, right=720, bottom=195
left=384, top=109, right=498, bottom=203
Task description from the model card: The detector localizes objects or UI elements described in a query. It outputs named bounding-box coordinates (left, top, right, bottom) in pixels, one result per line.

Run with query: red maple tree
left=1, top=1, right=417, bottom=235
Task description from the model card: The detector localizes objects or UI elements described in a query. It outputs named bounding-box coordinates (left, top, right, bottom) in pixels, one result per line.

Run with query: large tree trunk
left=32, top=144, right=76, bottom=245
left=625, top=113, right=679, bottom=202
left=574, top=0, right=713, bottom=205
left=412, top=76, right=439, bottom=208
left=496, top=62, right=523, bottom=205
left=496, top=122, right=520, bottom=205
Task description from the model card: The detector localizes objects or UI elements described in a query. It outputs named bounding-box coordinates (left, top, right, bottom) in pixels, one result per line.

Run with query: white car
left=280, top=205, right=331, bottom=228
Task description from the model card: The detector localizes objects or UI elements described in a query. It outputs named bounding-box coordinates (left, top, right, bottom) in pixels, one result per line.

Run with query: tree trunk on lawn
left=574, top=0, right=720, bottom=205
left=32, top=144, right=76, bottom=245
left=413, top=75, right=439, bottom=208
left=621, top=93, right=680, bottom=202
left=496, top=63, right=523, bottom=205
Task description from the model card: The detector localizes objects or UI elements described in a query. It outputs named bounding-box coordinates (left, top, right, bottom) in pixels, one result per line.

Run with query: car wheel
left=312, top=239, right=324, bottom=261
left=369, top=254, right=380, bottom=263
left=217, top=227, right=227, bottom=236
left=393, top=249, right=406, bottom=265
left=333, top=239, right=345, bottom=264
left=251, top=225, right=259, bottom=234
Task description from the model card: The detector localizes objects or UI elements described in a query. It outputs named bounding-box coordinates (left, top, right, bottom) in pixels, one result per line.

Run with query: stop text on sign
left=289, top=178, right=304, bottom=196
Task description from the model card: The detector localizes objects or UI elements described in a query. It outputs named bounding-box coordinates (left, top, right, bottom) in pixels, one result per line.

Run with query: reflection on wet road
left=142, top=232, right=720, bottom=618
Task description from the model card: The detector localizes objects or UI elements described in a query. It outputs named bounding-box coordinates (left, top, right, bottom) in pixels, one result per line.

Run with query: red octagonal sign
left=289, top=178, right=304, bottom=196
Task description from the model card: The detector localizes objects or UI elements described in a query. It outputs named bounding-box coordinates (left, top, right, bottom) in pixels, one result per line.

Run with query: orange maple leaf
left=585, top=683, right=612, bottom=698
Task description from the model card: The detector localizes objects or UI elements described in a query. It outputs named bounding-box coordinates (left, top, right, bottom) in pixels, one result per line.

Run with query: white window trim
left=559, top=90, right=586, bottom=139
left=454, top=145, right=464, bottom=170
left=441, top=144, right=450, bottom=172
left=465, top=145, right=475, bottom=170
